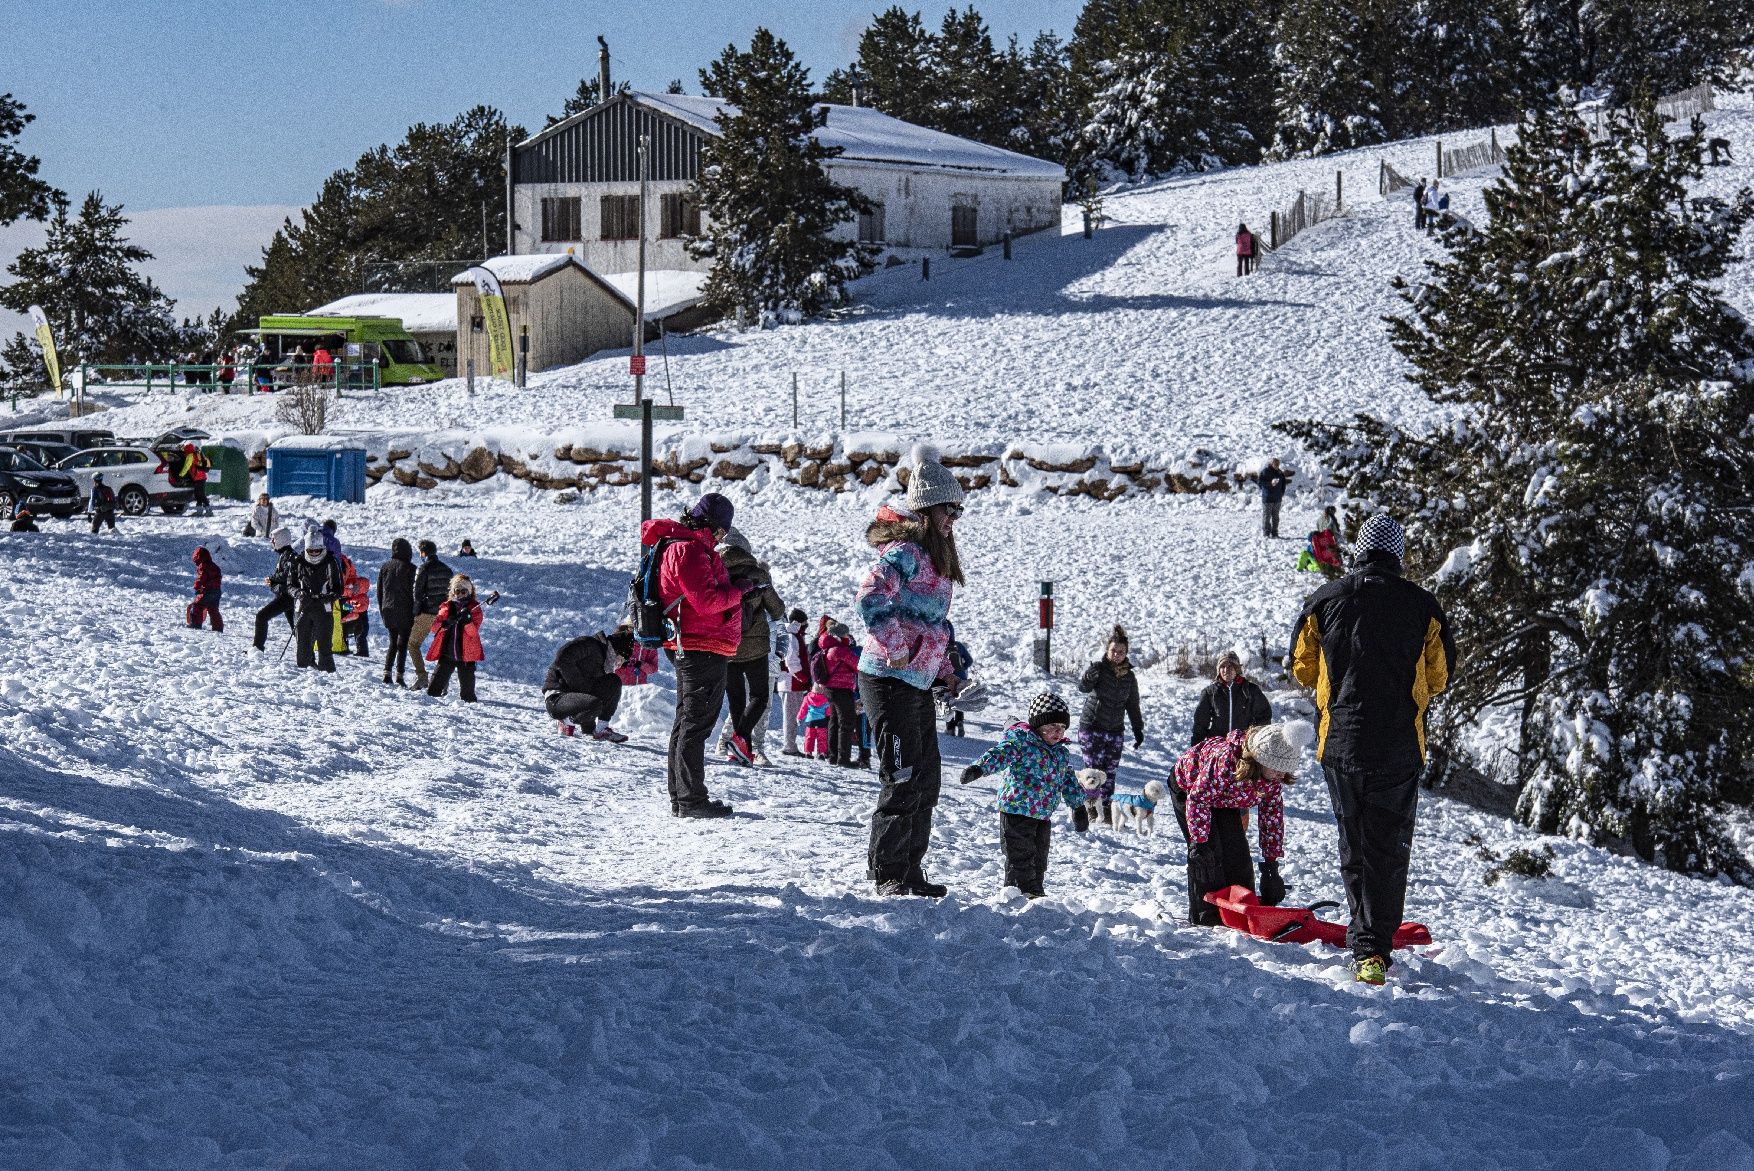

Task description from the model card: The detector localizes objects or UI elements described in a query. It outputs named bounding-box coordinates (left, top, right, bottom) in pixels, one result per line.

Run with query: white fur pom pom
left=909, top=442, right=940, bottom=470
left=1282, top=719, right=1317, bottom=751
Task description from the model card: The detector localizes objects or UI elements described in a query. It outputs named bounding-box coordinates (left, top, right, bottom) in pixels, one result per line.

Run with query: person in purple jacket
left=857, top=445, right=968, bottom=898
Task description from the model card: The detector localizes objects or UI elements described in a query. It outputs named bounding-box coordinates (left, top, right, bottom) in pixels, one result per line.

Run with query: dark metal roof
left=514, top=95, right=706, bottom=185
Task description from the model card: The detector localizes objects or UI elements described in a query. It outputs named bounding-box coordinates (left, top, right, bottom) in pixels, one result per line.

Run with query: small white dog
left=1108, top=779, right=1170, bottom=835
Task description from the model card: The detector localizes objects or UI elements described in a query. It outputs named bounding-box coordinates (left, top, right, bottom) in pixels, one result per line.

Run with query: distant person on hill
left=408, top=540, right=454, bottom=690
left=1412, top=177, right=1428, bottom=230
left=186, top=546, right=223, bottom=632
left=1289, top=514, right=1455, bottom=987
left=1423, top=181, right=1444, bottom=234
left=544, top=628, right=635, bottom=741
left=1258, top=457, right=1289, bottom=538
left=457, top=538, right=477, bottom=557
left=1235, top=222, right=1257, bottom=276
left=377, top=538, right=416, bottom=686
left=426, top=575, right=485, bottom=702
left=1190, top=650, right=1273, bottom=746
left=1077, top=625, right=1145, bottom=824
left=1708, top=137, right=1732, bottom=166
left=1315, top=504, right=1339, bottom=535
left=89, top=473, right=117, bottom=533
left=249, top=493, right=279, bottom=540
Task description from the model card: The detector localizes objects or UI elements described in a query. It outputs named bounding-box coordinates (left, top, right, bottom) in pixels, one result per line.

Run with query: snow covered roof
left=450, top=255, right=637, bottom=311
left=599, top=270, right=709, bottom=320
left=305, top=293, right=457, bottom=334
left=536, top=92, right=1065, bottom=180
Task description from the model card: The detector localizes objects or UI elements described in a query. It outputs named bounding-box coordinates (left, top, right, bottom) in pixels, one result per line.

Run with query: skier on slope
left=1289, top=514, right=1455, bottom=986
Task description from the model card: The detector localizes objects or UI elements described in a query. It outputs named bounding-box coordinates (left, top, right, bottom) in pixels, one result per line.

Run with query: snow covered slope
left=4, top=482, right=1754, bottom=1168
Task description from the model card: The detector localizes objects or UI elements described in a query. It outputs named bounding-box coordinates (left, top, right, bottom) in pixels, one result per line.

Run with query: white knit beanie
left=1245, top=720, right=1316, bottom=777
left=904, top=443, right=966, bottom=512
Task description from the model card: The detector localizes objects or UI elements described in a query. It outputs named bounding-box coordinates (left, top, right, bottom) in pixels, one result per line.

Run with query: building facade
left=510, top=92, right=1066, bottom=276
left=450, top=254, right=637, bottom=376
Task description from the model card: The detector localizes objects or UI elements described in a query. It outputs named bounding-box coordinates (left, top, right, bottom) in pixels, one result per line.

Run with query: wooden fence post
left=1436, top=140, right=1443, bottom=180
left=1378, top=159, right=1385, bottom=196
left=1336, top=169, right=1343, bottom=211
left=1270, top=210, right=1278, bottom=250
left=1490, top=126, right=1499, bottom=161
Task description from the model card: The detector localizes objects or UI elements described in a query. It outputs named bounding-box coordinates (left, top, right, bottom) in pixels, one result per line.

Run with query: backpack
left=628, top=538, right=680, bottom=646
left=1438, top=193, right=1450, bottom=210
left=810, top=648, right=833, bottom=686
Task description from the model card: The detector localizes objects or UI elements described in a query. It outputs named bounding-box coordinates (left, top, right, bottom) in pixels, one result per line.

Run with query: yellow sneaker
left=1354, top=955, right=1388, bottom=986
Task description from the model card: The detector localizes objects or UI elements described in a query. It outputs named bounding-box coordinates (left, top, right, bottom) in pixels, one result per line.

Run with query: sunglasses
left=942, top=503, right=964, bottom=519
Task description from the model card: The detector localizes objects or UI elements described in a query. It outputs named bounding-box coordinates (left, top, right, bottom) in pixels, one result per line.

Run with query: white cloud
left=0, top=203, right=296, bottom=340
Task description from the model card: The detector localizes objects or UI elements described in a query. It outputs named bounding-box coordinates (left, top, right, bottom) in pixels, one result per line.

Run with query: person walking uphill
left=643, top=492, right=746, bottom=819
left=1235, top=223, right=1257, bottom=276
left=186, top=546, right=223, bottom=631
left=1290, top=514, right=1455, bottom=986
left=1077, top=625, right=1144, bottom=824
left=377, top=538, right=416, bottom=686
left=717, top=526, right=785, bottom=766
left=426, top=575, right=485, bottom=702
left=1189, top=650, right=1273, bottom=745
left=1173, top=720, right=1312, bottom=924
left=960, top=693, right=1091, bottom=898
left=407, top=540, right=453, bottom=689
left=1258, top=457, right=1289, bottom=538
left=858, top=445, right=969, bottom=898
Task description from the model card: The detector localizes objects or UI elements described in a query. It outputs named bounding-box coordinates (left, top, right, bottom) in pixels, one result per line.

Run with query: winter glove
left=1258, top=860, right=1286, bottom=907
left=1073, top=806, right=1090, bottom=833
left=1134, top=732, right=1145, bottom=748
left=1187, top=841, right=1226, bottom=898
left=958, top=764, right=982, bottom=785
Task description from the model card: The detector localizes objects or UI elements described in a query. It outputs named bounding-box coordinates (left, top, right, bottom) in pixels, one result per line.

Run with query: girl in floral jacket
left=959, top=693, right=1091, bottom=897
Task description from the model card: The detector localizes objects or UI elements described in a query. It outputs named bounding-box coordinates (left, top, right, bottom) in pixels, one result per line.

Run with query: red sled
left=1202, top=885, right=1432, bottom=950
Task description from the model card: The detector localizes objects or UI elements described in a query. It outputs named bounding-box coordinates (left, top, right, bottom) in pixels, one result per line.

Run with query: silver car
left=56, top=447, right=197, bottom=516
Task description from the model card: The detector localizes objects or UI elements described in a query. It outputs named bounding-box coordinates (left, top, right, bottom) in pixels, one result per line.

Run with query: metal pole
left=503, top=130, right=514, bottom=255
left=640, top=397, right=654, bottom=524
left=1336, top=169, right=1342, bottom=211
left=466, top=358, right=475, bottom=397
left=791, top=372, right=799, bottom=427
left=634, top=135, right=648, bottom=406
left=1436, top=140, right=1443, bottom=180
left=839, top=371, right=847, bottom=429
left=517, top=326, right=528, bottom=388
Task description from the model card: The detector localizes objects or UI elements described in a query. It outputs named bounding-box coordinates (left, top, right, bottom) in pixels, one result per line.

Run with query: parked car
left=6, top=439, right=78, bottom=469
left=0, top=427, right=117, bottom=451
left=56, top=446, right=197, bottom=515
left=153, top=426, right=211, bottom=447
left=0, top=446, right=83, bottom=518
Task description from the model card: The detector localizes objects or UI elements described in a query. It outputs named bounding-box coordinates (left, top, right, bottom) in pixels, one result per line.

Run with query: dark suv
left=0, top=446, right=83, bottom=518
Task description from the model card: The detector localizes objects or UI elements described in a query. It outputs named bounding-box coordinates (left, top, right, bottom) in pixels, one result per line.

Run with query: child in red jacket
left=186, top=546, right=223, bottom=631
left=426, top=575, right=484, bottom=702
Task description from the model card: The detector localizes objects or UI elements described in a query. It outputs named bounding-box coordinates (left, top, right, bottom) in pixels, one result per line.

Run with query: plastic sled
left=1202, top=885, right=1432, bottom=950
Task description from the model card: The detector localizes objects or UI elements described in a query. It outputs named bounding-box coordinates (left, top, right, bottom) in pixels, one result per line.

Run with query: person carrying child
left=1171, top=720, right=1312, bottom=924
left=426, top=574, right=485, bottom=702
left=800, top=684, right=834, bottom=759
left=959, top=692, right=1091, bottom=898
left=186, top=546, right=223, bottom=631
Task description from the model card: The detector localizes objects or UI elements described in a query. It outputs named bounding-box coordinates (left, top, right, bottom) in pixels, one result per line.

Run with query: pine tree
left=691, top=30, right=876, bottom=325
left=0, top=192, right=177, bottom=370
left=837, top=7, right=941, bottom=126
left=1281, top=99, right=1754, bottom=879
left=929, top=6, right=1007, bottom=144
left=1403, top=0, right=1519, bottom=132
left=546, top=77, right=631, bottom=127
left=1269, top=0, right=1386, bottom=158
left=0, top=93, right=59, bottom=227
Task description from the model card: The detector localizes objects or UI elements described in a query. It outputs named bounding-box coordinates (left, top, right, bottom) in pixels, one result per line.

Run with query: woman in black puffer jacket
left=1077, top=625, right=1145, bottom=823
left=1189, top=650, right=1273, bottom=746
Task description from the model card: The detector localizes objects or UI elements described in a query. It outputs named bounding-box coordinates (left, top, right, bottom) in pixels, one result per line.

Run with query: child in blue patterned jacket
left=959, top=692, right=1091, bottom=897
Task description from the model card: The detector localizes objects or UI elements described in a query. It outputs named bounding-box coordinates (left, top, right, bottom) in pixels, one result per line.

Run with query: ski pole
left=278, top=628, right=293, bottom=663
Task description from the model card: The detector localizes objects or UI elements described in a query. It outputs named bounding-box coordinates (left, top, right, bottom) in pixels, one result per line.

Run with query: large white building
left=509, top=91, right=1066, bottom=277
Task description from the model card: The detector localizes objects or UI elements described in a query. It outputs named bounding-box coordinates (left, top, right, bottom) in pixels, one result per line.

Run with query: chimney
left=849, top=66, right=865, bottom=108
left=598, top=36, right=611, bottom=102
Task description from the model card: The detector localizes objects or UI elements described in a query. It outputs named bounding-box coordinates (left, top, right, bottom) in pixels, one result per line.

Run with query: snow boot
left=592, top=724, right=628, bottom=743
left=676, top=799, right=733, bottom=819
left=906, top=870, right=947, bottom=898
left=875, top=879, right=911, bottom=897
left=750, top=751, right=771, bottom=767
left=1354, top=955, right=1388, bottom=986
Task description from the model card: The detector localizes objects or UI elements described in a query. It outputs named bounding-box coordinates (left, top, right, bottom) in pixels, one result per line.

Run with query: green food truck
left=242, top=316, right=446, bottom=387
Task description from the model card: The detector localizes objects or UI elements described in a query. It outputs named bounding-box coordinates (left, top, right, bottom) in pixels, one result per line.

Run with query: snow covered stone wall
left=239, top=430, right=1271, bottom=500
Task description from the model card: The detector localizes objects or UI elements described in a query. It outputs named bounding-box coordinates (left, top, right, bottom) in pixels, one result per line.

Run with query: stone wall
left=248, top=433, right=1273, bottom=499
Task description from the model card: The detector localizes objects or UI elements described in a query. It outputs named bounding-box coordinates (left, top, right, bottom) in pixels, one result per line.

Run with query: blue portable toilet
left=265, top=442, right=368, bottom=504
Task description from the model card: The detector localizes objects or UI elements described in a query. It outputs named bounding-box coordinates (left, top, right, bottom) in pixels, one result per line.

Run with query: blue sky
left=4, top=0, right=1083, bottom=212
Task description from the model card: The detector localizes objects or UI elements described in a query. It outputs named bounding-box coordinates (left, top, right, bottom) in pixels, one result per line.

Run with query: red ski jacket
left=426, top=598, right=484, bottom=662
left=191, top=547, right=221, bottom=594
left=640, top=518, right=742, bottom=658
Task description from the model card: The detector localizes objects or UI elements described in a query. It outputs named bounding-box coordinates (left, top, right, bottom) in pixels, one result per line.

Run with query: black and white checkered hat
left=1352, top=514, right=1406, bottom=562
left=1027, top=692, right=1071, bottom=731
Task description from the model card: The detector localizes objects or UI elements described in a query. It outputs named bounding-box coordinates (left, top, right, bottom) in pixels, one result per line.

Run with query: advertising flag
left=27, top=305, right=62, bottom=398
left=465, top=266, right=514, bottom=378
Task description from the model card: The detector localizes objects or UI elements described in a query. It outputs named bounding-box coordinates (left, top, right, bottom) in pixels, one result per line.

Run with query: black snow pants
left=1324, top=764, right=1420, bottom=963
left=382, top=619, right=413, bottom=682
left=861, top=672, right=943, bottom=886
left=1172, top=788, right=1256, bottom=925
left=254, top=595, right=294, bottom=650
left=668, top=651, right=728, bottom=810
left=545, top=672, right=623, bottom=726
left=427, top=660, right=477, bottom=702
left=294, top=605, right=336, bottom=671
left=1000, top=812, right=1053, bottom=896
left=723, top=656, right=770, bottom=744
left=827, top=685, right=857, bottom=766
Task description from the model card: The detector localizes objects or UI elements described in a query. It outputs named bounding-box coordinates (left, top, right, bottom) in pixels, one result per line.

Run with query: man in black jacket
left=252, top=527, right=299, bottom=651
left=544, top=629, right=635, bottom=741
left=1258, top=458, right=1289, bottom=537
left=291, top=532, right=345, bottom=672
left=377, top=538, right=417, bottom=686
left=1290, top=514, right=1455, bottom=985
left=407, top=539, right=453, bottom=689
left=1189, top=650, right=1273, bottom=744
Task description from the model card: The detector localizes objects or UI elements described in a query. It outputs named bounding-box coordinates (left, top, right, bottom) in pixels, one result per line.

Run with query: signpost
left=1034, top=581, right=1054, bottom=673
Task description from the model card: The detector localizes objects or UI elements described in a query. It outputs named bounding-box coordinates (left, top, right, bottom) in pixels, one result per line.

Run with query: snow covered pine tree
left=1281, top=95, right=1754, bottom=879
left=690, top=29, right=876, bottom=327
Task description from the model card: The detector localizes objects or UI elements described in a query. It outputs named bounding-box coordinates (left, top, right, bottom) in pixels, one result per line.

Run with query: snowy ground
left=6, top=99, right=1754, bottom=1167
left=4, top=480, right=1754, bottom=1169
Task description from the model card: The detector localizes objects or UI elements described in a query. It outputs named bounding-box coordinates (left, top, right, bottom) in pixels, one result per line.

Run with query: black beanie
left=1027, top=692, right=1071, bottom=731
